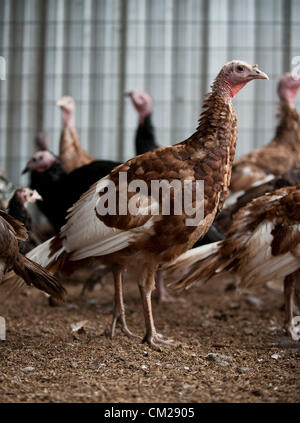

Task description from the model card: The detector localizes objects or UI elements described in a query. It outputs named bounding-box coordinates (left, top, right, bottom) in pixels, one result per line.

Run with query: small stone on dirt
left=229, top=302, right=240, bottom=310
left=87, top=298, right=99, bottom=305
left=70, top=320, right=88, bottom=333
left=21, top=367, right=35, bottom=372
left=205, top=353, right=231, bottom=366
left=243, top=295, right=264, bottom=308
left=66, top=303, right=78, bottom=310
left=238, top=367, right=251, bottom=373
left=244, top=327, right=255, bottom=335
left=271, top=353, right=281, bottom=360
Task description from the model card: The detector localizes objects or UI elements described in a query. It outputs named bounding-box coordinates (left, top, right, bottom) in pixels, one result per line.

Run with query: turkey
left=57, top=96, right=96, bottom=173
left=7, top=188, right=42, bottom=254
left=215, top=167, right=300, bottom=232
left=165, top=186, right=300, bottom=341
left=229, top=73, right=300, bottom=196
left=23, top=150, right=121, bottom=231
left=7, top=61, right=268, bottom=349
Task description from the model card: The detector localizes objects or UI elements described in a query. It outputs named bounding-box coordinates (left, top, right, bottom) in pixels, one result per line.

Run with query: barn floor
left=0, top=272, right=299, bottom=403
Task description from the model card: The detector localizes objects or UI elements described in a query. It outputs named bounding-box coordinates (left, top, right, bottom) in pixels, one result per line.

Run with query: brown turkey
left=6, top=61, right=268, bottom=349
left=165, top=186, right=300, bottom=341
left=230, top=73, right=300, bottom=195
left=215, top=167, right=300, bottom=232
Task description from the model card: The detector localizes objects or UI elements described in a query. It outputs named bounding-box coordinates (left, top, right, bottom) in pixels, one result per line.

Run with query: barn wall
left=0, top=0, right=299, bottom=186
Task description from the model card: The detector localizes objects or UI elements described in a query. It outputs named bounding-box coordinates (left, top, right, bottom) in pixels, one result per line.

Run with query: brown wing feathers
left=0, top=212, right=65, bottom=301
left=0, top=210, right=28, bottom=241
left=167, top=186, right=300, bottom=291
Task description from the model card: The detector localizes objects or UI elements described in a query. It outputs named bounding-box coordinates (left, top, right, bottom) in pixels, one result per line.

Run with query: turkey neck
left=138, top=113, right=153, bottom=131
left=8, top=201, right=31, bottom=231
left=184, top=91, right=238, bottom=213
left=60, top=110, right=81, bottom=151
left=60, top=125, right=83, bottom=161
left=274, top=99, right=300, bottom=148
left=136, top=114, right=158, bottom=155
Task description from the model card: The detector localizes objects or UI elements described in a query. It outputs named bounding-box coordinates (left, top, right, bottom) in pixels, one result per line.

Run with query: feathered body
left=216, top=167, right=300, bottom=232
left=165, top=186, right=300, bottom=340
left=127, top=89, right=225, bottom=249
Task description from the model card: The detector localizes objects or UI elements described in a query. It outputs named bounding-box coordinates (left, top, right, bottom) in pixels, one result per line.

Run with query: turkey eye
left=237, top=65, right=244, bottom=72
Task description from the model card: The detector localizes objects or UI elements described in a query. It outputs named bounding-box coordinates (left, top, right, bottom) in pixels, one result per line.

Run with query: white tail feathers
left=26, top=236, right=64, bottom=268
left=163, top=241, right=221, bottom=288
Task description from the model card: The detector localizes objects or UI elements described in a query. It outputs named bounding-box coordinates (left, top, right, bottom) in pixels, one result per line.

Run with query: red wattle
left=231, top=82, right=247, bottom=98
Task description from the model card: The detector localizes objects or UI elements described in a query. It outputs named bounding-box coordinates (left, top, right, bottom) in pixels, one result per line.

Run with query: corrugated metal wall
left=0, top=0, right=300, bottom=187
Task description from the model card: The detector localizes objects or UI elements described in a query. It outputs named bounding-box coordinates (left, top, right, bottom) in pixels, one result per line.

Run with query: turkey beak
left=32, top=190, right=42, bottom=201
left=292, top=74, right=300, bottom=85
left=250, top=66, right=269, bottom=80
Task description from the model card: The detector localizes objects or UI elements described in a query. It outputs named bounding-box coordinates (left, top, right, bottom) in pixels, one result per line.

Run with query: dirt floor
left=0, top=272, right=299, bottom=403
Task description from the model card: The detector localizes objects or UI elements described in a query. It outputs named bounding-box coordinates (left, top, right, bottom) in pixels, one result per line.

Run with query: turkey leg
left=110, top=268, right=141, bottom=341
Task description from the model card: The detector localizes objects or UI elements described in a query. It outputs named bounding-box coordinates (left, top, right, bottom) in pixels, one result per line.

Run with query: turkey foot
left=142, top=331, right=177, bottom=351
left=285, top=321, right=300, bottom=341
left=139, top=284, right=177, bottom=351
left=110, top=308, right=141, bottom=341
